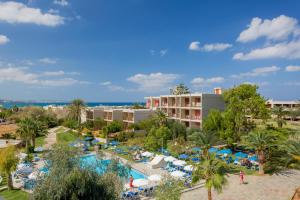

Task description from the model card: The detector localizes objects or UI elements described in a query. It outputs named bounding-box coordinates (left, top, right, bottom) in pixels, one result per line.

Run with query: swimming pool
left=81, top=154, right=147, bottom=179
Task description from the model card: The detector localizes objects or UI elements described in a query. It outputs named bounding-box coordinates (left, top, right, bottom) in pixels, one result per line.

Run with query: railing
left=191, top=102, right=201, bottom=107
left=191, top=116, right=201, bottom=120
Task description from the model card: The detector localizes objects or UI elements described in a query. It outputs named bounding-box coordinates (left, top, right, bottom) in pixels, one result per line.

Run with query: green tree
left=132, top=103, right=145, bottom=109
left=154, top=110, right=168, bottom=127
left=192, top=154, right=227, bottom=200
left=93, top=117, right=106, bottom=130
left=0, top=146, right=19, bottom=190
left=68, top=99, right=86, bottom=124
left=221, top=84, right=269, bottom=144
left=188, top=131, right=219, bottom=158
left=16, top=118, right=35, bottom=152
left=285, top=140, right=300, bottom=169
left=106, top=121, right=123, bottom=134
left=272, top=107, right=288, bottom=128
left=33, top=144, right=122, bottom=200
left=145, top=126, right=172, bottom=151
left=243, top=130, right=278, bottom=175
left=170, top=83, right=190, bottom=95
left=168, top=120, right=187, bottom=140
left=155, top=176, right=184, bottom=200
left=17, top=118, right=47, bottom=149
left=203, top=109, right=223, bottom=134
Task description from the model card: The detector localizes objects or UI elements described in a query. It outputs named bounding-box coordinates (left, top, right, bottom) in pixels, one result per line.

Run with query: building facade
left=145, top=90, right=225, bottom=128
left=81, top=107, right=154, bottom=126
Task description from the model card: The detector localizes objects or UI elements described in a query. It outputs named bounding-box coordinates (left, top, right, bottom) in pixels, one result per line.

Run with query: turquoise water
left=0, top=101, right=145, bottom=109
left=81, top=155, right=147, bottom=179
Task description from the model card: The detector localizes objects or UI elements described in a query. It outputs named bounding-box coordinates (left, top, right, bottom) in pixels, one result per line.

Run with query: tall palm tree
left=17, top=118, right=35, bottom=151
left=68, top=99, right=86, bottom=124
left=170, top=83, right=190, bottom=95
left=243, top=130, right=277, bottom=175
left=192, top=154, right=227, bottom=200
left=188, top=130, right=218, bottom=158
left=272, top=107, right=288, bottom=128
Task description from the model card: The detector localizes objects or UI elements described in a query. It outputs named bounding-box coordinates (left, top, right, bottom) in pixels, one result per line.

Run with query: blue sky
left=0, top=0, right=300, bottom=102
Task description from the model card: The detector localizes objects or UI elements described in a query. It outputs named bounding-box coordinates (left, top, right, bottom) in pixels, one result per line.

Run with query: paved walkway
left=181, top=170, right=300, bottom=200
left=43, top=126, right=69, bottom=149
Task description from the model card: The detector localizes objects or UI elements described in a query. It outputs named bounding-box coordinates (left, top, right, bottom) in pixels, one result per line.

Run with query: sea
left=0, top=101, right=145, bottom=109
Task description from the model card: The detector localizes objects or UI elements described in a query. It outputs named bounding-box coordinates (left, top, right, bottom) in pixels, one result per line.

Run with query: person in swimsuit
left=240, top=171, right=244, bottom=184
left=129, top=175, right=134, bottom=190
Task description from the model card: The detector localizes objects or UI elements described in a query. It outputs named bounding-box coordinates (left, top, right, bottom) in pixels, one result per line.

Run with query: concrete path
left=181, top=170, right=300, bottom=200
left=43, top=126, right=69, bottom=149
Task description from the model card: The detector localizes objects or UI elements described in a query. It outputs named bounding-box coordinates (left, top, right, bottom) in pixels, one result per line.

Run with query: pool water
left=81, top=155, right=147, bottom=179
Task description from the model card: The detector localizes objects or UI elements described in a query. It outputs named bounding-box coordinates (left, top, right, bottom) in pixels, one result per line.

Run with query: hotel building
left=266, top=100, right=299, bottom=109
left=81, top=107, right=154, bottom=126
left=145, top=88, right=225, bottom=128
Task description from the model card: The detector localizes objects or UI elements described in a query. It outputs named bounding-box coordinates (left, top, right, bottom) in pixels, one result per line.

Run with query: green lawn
left=57, top=130, right=79, bottom=144
left=0, top=189, right=29, bottom=200
left=0, top=175, right=29, bottom=200
left=35, top=135, right=46, bottom=147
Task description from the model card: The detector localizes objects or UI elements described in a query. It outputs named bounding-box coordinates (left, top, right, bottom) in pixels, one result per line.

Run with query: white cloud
left=233, top=39, right=300, bottom=60
left=191, top=76, right=224, bottom=87
left=284, top=81, right=300, bottom=86
left=237, top=15, right=300, bottom=43
left=0, top=1, right=64, bottom=27
left=189, top=41, right=232, bottom=52
left=107, top=85, right=125, bottom=91
left=39, top=57, right=57, bottom=64
left=0, top=34, right=9, bottom=45
left=160, top=49, right=168, bottom=56
left=100, top=81, right=112, bottom=86
left=127, top=72, right=179, bottom=91
left=40, top=78, right=90, bottom=87
left=189, top=41, right=201, bottom=51
left=42, top=70, right=65, bottom=76
left=53, top=0, right=68, bottom=6
left=231, top=66, right=280, bottom=79
left=0, top=66, right=87, bottom=87
left=285, top=65, right=300, bottom=72
left=48, top=9, right=59, bottom=14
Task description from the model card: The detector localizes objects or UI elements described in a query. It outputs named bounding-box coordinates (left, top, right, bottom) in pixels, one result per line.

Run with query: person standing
left=239, top=171, right=245, bottom=184
left=129, top=175, right=134, bottom=190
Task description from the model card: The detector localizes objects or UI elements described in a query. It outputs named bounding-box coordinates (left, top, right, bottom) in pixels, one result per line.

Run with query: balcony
left=191, top=102, right=201, bottom=107
left=191, top=115, right=201, bottom=121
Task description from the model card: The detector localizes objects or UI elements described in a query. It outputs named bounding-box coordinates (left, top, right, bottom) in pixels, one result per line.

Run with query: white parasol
left=170, top=170, right=186, bottom=178
left=148, top=174, right=162, bottom=182
left=132, top=178, right=149, bottom=187
left=173, top=160, right=186, bottom=166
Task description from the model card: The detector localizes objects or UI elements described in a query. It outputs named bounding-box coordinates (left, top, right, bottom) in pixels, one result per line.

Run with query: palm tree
left=0, top=146, right=19, bottom=190
left=188, top=130, right=218, bottom=158
left=68, top=99, right=86, bottom=124
left=31, top=120, right=47, bottom=148
left=192, top=154, right=227, bottom=200
left=154, top=110, right=168, bottom=127
left=17, top=118, right=35, bottom=151
left=243, top=130, right=277, bottom=175
left=272, top=107, right=288, bottom=128
left=170, top=83, right=190, bottom=95
left=285, top=140, right=300, bottom=169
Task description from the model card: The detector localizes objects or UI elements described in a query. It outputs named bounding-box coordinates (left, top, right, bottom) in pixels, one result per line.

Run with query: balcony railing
left=191, top=102, right=201, bottom=107
left=191, top=116, right=201, bottom=120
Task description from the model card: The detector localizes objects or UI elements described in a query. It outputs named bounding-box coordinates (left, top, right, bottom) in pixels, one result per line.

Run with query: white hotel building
left=81, top=88, right=225, bottom=129
left=145, top=88, right=225, bottom=128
